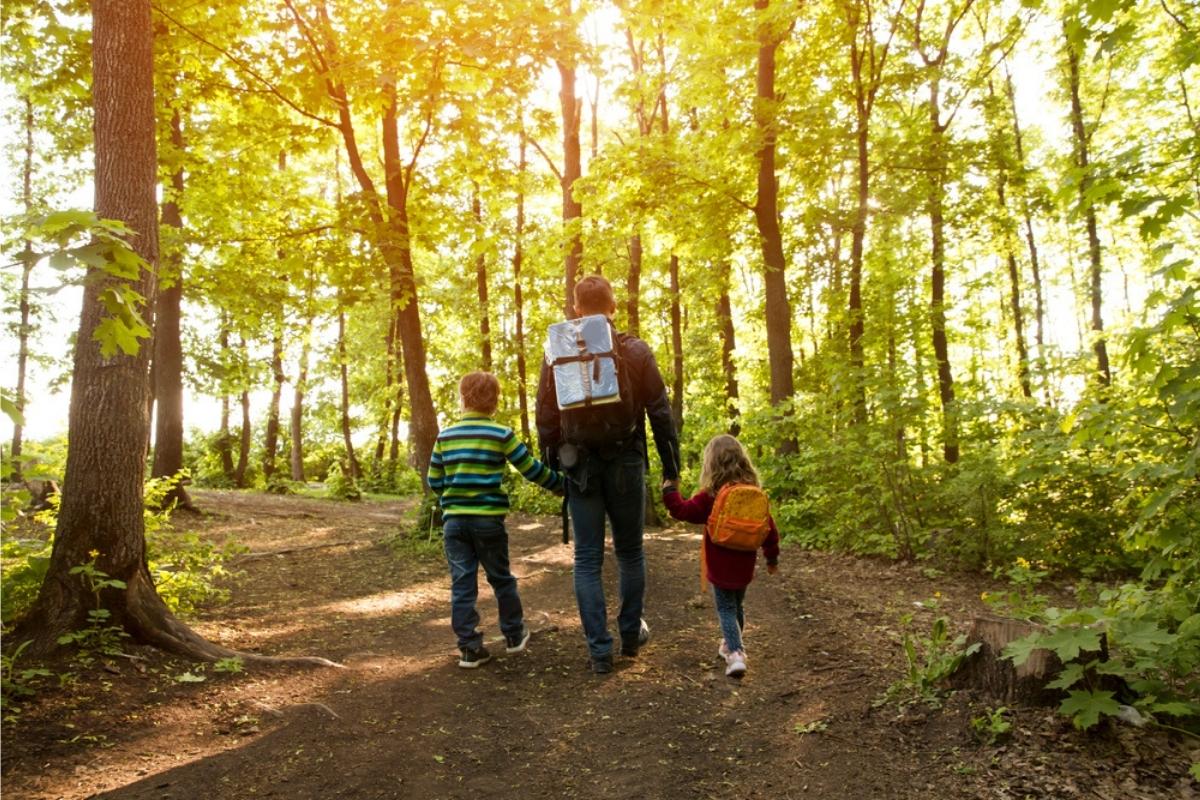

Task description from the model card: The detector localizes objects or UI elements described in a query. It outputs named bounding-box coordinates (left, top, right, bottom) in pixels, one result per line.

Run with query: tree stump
left=951, top=615, right=1064, bottom=705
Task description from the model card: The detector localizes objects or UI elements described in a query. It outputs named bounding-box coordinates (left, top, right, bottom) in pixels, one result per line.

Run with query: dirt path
left=2, top=490, right=1193, bottom=799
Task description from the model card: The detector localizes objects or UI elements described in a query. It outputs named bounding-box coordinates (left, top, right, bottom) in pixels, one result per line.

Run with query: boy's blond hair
left=459, top=371, right=500, bottom=415
left=698, top=434, right=760, bottom=494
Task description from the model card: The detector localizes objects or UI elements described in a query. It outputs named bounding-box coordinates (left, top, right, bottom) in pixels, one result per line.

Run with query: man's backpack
left=546, top=315, right=639, bottom=450
left=707, top=483, right=771, bottom=551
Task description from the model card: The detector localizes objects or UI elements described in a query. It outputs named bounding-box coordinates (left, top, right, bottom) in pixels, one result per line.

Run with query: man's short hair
left=574, top=275, right=616, bottom=316
left=459, top=371, right=500, bottom=415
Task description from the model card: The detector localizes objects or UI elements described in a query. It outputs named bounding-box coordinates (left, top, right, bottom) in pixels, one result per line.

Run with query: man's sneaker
left=458, top=645, right=492, bottom=669
left=725, top=649, right=747, bottom=678
left=621, top=618, right=651, bottom=657
left=591, top=654, right=614, bottom=674
left=505, top=626, right=531, bottom=654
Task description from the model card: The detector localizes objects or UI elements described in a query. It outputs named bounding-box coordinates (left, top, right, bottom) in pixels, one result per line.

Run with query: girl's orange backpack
left=701, top=483, right=771, bottom=587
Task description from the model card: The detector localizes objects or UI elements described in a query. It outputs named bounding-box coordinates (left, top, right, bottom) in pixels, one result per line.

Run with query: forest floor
left=2, top=489, right=1196, bottom=800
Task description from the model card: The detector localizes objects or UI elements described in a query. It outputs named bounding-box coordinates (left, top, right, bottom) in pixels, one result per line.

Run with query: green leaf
left=1115, top=620, right=1175, bottom=653
left=1001, top=633, right=1044, bottom=666
left=1039, top=627, right=1103, bottom=662
left=174, top=672, right=206, bottom=683
left=1047, top=662, right=1086, bottom=691
left=1149, top=701, right=1197, bottom=717
left=1059, top=689, right=1120, bottom=730
left=1, top=393, right=24, bottom=426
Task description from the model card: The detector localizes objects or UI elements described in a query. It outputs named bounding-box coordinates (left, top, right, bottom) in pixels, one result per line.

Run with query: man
left=536, top=275, right=681, bottom=674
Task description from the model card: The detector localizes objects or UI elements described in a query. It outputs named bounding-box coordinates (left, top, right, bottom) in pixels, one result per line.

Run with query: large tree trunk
left=753, top=0, right=797, bottom=453
left=289, top=325, right=310, bottom=482
left=927, top=76, right=959, bottom=464
left=668, top=254, right=684, bottom=432
left=716, top=260, right=740, bottom=436
left=10, top=97, right=35, bottom=482
left=513, top=129, right=532, bottom=442
left=17, top=0, right=332, bottom=665
left=950, top=616, right=1069, bottom=706
left=1065, top=32, right=1110, bottom=386
left=150, top=106, right=194, bottom=509
left=337, top=308, right=360, bottom=480
left=558, top=58, right=583, bottom=318
left=473, top=185, right=492, bottom=370
left=262, top=326, right=284, bottom=481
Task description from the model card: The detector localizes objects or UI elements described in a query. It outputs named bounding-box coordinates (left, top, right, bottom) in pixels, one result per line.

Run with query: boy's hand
left=766, top=562, right=778, bottom=576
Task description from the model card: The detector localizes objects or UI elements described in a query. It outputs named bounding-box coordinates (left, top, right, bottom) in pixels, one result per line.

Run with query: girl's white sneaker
left=718, top=641, right=730, bottom=660
left=725, top=650, right=747, bottom=678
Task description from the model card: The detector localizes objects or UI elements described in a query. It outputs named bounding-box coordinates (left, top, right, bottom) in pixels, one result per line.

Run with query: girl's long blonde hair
left=698, top=434, right=759, bottom=494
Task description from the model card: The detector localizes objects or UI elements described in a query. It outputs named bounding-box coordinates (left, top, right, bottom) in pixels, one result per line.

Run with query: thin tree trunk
left=289, top=325, right=310, bottom=482
left=669, top=254, right=684, bottom=433
left=1005, top=69, right=1045, bottom=359
left=263, top=326, right=284, bottom=481
left=234, top=341, right=251, bottom=490
left=337, top=308, right=360, bottom=480
left=150, top=106, right=193, bottom=508
left=374, top=314, right=397, bottom=469
left=753, top=0, right=797, bottom=453
left=927, top=75, right=959, bottom=463
left=472, top=185, right=492, bottom=370
left=558, top=58, right=583, bottom=317
left=10, top=96, right=35, bottom=482
left=1065, top=32, right=1110, bottom=386
left=626, top=233, right=642, bottom=337
left=717, top=260, right=740, bottom=436
left=513, top=129, right=532, bottom=442
left=217, top=324, right=235, bottom=481
left=847, top=14, right=870, bottom=423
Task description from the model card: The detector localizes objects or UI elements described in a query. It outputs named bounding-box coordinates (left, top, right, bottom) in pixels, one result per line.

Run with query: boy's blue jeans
left=568, top=452, right=646, bottom=659
left=443, top=515, right=523, bottom=650
left=712, top=586, right=747, bottom=653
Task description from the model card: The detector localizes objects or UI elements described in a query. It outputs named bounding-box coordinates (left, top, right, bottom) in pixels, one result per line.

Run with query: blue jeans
left=443, top=515, right=523, bottom=649
left=712, top=586, right=746, bottom=653
left=568, top=452, right=646, bottom=659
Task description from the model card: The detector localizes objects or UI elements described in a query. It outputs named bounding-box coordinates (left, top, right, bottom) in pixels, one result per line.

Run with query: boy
left=428, top=371, right=563, bottom=668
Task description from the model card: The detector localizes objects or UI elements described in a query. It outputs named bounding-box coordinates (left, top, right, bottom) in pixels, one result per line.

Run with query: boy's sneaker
left=620, top=618, right=651, bottom=657
left=505, top=626, right=531, bottom=654
left=458, top=645, right=492, bottom=669
left=591, top=654, right=614, bottom=674
left=724, top=650, right=747, bottom=678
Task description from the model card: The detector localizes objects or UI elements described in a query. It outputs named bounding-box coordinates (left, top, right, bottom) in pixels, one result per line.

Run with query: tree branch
left=529, top=138, right=565, bottom=183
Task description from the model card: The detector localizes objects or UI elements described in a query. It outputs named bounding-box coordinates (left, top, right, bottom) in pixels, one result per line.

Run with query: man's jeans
left=443, top=515, right=523, bottom=649
left=568, top=452, right=646, bottom=659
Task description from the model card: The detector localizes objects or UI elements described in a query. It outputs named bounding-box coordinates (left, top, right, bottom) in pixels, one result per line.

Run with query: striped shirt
left=427, top=413, right=562, bottom=516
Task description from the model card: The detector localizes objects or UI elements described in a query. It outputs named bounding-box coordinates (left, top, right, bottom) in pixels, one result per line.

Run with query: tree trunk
left=558, top=58, right=583, bottom=318
left=263, top=326, right=284, bottom=481
left=337, top=308, right=360, bottom=480
left=753, top=0, right=797, bottom=453
left=235, top=388, right=251, bottom=488
left=10, top=96, right=35, bottom=482
left=374, top=315, right=397, bottom=470
left=668, top=254, right=684, bottom=433
left=289, top=325, right=310, bottom=483
left=150, top=106, right=193, bottom=509
left=1005, top=69, right=1046, bottom=362
left=216, top=325, right=235, bottom=481
left=927, top=76, right=959, bottom=464
left=1065, top=33, right=1110, bottom=386
left=626, top=233, right=642, bottom=337
left=513, top=129, right=532, bottom=442
left=473, top=185, right=492, bottom=370
left=950, top=616, right=1069, bottom=706
left=16, top=0, right=264, bottom=663
left=847, top=31, right=870, bottom=423
left=717, top=261, right=740, bottom=436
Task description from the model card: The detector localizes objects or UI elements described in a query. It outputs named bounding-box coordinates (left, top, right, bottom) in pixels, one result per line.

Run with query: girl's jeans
left=712, top=586, right=747, bottom=653
left=443, top=515, right=523, bottom=650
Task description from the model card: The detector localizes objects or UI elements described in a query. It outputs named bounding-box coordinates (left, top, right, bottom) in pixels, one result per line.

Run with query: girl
left=663, top=434, right=780, bottom=677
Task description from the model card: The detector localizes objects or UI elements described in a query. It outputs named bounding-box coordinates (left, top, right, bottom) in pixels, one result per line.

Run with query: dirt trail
left=2, top=490, right=1193, bottom=799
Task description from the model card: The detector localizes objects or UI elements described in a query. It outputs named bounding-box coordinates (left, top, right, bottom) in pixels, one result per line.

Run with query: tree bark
left=716, top=261, right=740, bottom=436
left=216, top=323, right=236, bottom=481
left=235, top=388, right=251, bottom=488
left=337, top=308, right=361, bottom=480
left=263, top=326, right=284, bottom=481
left=950, top=616, right=1068, bottom=706
left=150, top=105, right=193, bottom=508
left=472, top=185, right=492, bottom=370
left=626, top=233, right=642, bottom=337
left=1065, top=32, right=1110, bottom=386
left=753, top=0, right=797, bottom=453
left=513, top=129, right=532, bottom=442
left=1005, top=69, right=1045, bottom=362
left=669, top=254, right=684, bottom=433
left=289, top=325, right=310, bottom=482
left=927, top=76, right=959, bottom=463
left=558, top=58, right=583, bottom=318
left=10, top=96, right=35, bottom=482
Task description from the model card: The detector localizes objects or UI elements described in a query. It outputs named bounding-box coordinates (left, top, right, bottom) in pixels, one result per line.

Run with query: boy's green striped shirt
left=427, top=413, right=562, bottom=516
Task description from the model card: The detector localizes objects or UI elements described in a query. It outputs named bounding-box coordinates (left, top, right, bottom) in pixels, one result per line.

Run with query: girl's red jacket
left=662, top=487, right=780, bottom=590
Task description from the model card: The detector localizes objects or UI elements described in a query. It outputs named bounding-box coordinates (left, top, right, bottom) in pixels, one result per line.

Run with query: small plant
left=213, top=657, right=244, bottom=675
left=970, top=706, right=1012, bottom=745
left=881, top=608, right=980, bottom=709
left=55, top=554, right=130, bottom=664
left=324, top=463, right=362, bottom=502
left=1, top=641, right=53, bottom=722
left=794, top=719, right=828, bottom=735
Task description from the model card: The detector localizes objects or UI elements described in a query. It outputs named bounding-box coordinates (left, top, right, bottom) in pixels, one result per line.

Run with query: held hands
left=766, top=563, right=779, bottom=576
left=661, top=478, right=680, bottom=491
